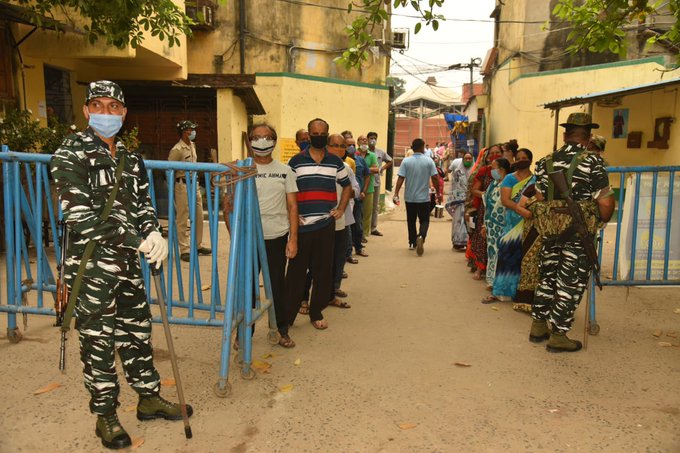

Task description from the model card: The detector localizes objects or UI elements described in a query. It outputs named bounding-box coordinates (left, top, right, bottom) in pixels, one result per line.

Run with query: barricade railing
left=588, top=165, right=680, bottom=334
left=1, top=146, right=276, bottom=394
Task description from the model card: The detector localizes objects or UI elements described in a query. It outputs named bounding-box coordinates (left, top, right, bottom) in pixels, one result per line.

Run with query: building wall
left=592, top=88, right=680, bottom=167
left=188, top=0, right=389, bottom=85
left=217, top=89, right=248, bottom=162
left=394, top=117, right=450, bottom=158
left=253, top=73, right=390, bottom=163
left=486, top=57, right=670, bottom=162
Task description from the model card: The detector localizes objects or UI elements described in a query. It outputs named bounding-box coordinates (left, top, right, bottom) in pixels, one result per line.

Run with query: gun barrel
left=59, top=331, right=67, bottom=371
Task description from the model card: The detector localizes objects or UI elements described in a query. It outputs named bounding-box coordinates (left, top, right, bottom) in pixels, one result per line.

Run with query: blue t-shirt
left=397, top=153, right=437, bottom=203
left=354, top=154, right=370, bottom=193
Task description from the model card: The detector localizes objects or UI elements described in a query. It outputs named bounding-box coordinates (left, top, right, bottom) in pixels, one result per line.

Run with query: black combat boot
left=95, top=411, right=132, bottom=450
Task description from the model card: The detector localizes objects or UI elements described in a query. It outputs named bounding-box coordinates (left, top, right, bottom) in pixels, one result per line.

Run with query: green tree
left=386, top=75, right=407, bottom=98
left=6, top=0, right=195, bottom=49
left=339, top=0, right=445, bottom=69
left=553, top=0, right=680, bottom=58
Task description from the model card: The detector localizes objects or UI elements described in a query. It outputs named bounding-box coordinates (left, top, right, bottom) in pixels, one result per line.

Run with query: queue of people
left=454, top=112, right=614, bottom=353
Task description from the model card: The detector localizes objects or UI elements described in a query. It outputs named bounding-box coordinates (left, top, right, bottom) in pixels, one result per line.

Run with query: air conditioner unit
left=391, top=29, right=409, bottom=50
left=186, top=0, right=216, bottom=30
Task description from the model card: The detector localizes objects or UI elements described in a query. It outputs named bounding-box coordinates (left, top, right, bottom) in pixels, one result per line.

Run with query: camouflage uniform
left=531, top=142, right=610, bottom=333
left=51, top=116, right=161, bottom=414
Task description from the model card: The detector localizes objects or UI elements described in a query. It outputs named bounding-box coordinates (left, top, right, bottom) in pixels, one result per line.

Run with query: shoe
left=180, top=253, right=190, bottom=262
left=137, top=395, right=194, bottom=421
left=408, top=244, right=416, bottom=250
left=546, top=332, right=583, bottom=353
left=416, top=236, right=424, bottom=256
left=370, top=230, right=383, bottom=236
left=197, top=247, right=212, bottom=255
left=95, top=411, right=131, bottom=450
left=346, top=257, right=359, bottom=264
left=342, top=271, right=348, bottom=279
left=361, top=237, right=368, bottom=244
left=529, top=320, right=550, bottom=343
left=335, top=289, right=348, bottom=298
left=356, top=250, right=369, bottom=257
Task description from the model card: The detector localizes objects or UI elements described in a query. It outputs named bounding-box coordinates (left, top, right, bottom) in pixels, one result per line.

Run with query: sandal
left=335, top=289, right=348, bottom=298
left=310, top=319, right=328, bottom=330
left=472, top=271, right=483, bottom=280
left=329, top=298, right=351, bottom=309
left=278, top=335, right=296, bottom=348
left=298, top=303, right=310, bottom=315
left=481, top=295, right=500, bottom=304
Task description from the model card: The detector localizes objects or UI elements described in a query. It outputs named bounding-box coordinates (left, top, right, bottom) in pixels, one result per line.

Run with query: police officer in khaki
left=168, top=120, right=211, bottom=261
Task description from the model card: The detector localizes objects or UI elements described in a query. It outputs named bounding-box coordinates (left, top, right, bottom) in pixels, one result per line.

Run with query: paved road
left=1, top=205, right=679, bottom=452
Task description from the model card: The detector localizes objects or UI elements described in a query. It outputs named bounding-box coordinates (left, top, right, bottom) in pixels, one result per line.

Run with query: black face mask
left=310, top=135, right=328, bottom=149
left=514, top=160, right=531, bottom=170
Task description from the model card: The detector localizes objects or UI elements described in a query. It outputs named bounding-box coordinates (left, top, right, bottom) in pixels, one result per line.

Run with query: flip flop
left=335, top=289, right=348, bottom=298
left=329, top=298, right=351, bottom=309
left=278, top=335, right=296, bottom=348
left=481, top=296, right=500, bottom=304
left=310, top=319, right=328, bottom=330
left=299, top=303, right=310, bottom=315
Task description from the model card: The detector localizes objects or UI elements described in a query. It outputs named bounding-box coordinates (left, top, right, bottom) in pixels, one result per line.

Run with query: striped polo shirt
left=288, top=148, right=350, bottom=233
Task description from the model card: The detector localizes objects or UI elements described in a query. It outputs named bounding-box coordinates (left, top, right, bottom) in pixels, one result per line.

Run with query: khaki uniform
left=168, top=139, right=204, bottom=254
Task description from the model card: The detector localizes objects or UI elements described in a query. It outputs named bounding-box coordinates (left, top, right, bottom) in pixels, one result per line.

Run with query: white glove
left=145, top=231, right=168, bottom=269
left=138, top=240, right=151, bottom=255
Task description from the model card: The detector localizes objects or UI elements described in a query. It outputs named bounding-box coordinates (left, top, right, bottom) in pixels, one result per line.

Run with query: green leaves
left=338, top=0, right=446, bottom=69
left=13, top=0, right=196, bottom=50
left=553, top=0, right=680, bottom=60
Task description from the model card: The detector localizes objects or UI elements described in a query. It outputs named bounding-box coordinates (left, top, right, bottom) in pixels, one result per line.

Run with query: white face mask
left=369, top=139, right=377, bottom=146
left=188, top=130, right=196, bottom=141
left=359, top=144, right=368, bottom=152
left=251, top=137, right=275, bottom=156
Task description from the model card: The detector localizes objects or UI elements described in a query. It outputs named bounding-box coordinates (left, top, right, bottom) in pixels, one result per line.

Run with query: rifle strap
left=546, top=149, right=586, bottom=201
left=60, top=153, right=127, bottom=333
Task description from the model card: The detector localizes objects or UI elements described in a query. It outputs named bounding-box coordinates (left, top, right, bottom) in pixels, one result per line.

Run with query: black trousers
left=405, top=201, right=431, bottom=246
left=282, top=221, right=335, bottom=332
left=351, top=200, right=364, bottom=253
left=331, top=227, right=348, bottom=293
left=264, top=234, right=289, bottom=334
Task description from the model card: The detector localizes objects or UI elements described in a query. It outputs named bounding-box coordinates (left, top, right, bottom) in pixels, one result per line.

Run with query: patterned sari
left=492, top=174, right=535, bottom=299
left=484, top=179, right=505, bottom=287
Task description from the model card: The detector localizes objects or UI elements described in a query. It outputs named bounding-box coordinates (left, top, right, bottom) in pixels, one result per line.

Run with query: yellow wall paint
left=216, top=89, right=249, bottom=162
left=487, top=60, right=670, bottom=162
left=252, top=75, right=390, bottom=167
left=592, top=88, right=680, bottom=167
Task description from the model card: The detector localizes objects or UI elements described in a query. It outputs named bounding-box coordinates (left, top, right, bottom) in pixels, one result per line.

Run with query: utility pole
left=447, top=57, right=482, bottom=102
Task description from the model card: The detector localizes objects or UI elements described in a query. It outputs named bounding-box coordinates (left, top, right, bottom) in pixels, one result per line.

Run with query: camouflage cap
left=177, top=120, right=198, bottom=132
left=560, top=112, right=599, bottom=129
left=589, top=134, right=606, bottom=151
left=86, top=80, right=125, bottom=105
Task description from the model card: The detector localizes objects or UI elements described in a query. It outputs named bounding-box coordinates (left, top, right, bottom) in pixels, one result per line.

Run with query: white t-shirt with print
left=255, top=160, right=298, bottom=240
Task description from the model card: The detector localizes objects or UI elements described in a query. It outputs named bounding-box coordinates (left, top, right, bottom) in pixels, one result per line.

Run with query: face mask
left=359, top=144, right=368, bottom=152
left=188, top=130, right=196, bottom=141
left=463, top=161, right=473, bottom=168
left=514, top=160, right=531, bottom=170
left=251, top=137, right=275, bottom=156
left=347, top=145, right=356, bottom=154
left=487, top=154, right=499, bottom=164
left=310, top=135, right=328, bottom=149
left=491, top=169, right=502, bottom=181
left=368, top=139, right=377, bottom=146
left=298, top=141, right=310, bottom=151
left=88, top=113, right=123, bottom=139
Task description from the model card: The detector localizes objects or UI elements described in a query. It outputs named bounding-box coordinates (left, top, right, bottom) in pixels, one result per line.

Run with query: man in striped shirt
left=283, top=118, right=351, bottom=333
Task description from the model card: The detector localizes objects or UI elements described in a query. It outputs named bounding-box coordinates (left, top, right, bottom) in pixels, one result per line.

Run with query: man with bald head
left=295, top=129, right=310, bottom=152
left=283, top=119, right=351, bottom=334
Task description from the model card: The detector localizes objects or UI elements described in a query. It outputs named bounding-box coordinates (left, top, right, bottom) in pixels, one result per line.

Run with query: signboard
left=618, top=173, right=680, bottom=280
left=278, top=138, right=300, bottom=164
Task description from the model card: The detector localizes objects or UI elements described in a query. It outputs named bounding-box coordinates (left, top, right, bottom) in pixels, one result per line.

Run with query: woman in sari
left=483, top=149, right=535, bottom=303
left=465, top=144, right=503, bottom=280
left=482, top=158, right=511, bottom=289
left=447, top=152, right=474, bottom=250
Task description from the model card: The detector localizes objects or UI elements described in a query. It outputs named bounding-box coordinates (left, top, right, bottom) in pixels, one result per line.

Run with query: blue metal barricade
left=1, top=146, right=277, bottom=394
left=588, top=165, right=680, bottom=334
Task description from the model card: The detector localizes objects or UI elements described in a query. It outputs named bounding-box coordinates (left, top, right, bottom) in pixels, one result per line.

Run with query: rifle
left=548, top=170, right=603, bottom=290
left=55, top=220, right=69, bottom=371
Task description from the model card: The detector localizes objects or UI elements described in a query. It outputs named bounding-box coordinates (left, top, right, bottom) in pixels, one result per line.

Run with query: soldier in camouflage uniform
left=51, top=81, right=193, bottom=449
left=528, top=113, right=615, bottom=352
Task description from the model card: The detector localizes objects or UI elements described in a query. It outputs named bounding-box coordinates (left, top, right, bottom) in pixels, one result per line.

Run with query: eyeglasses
left=328, top=144, right=346, bottom=149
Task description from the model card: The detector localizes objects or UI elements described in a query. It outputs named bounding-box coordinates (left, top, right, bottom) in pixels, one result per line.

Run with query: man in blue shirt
left=393, top=138, right=439, bottom=256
